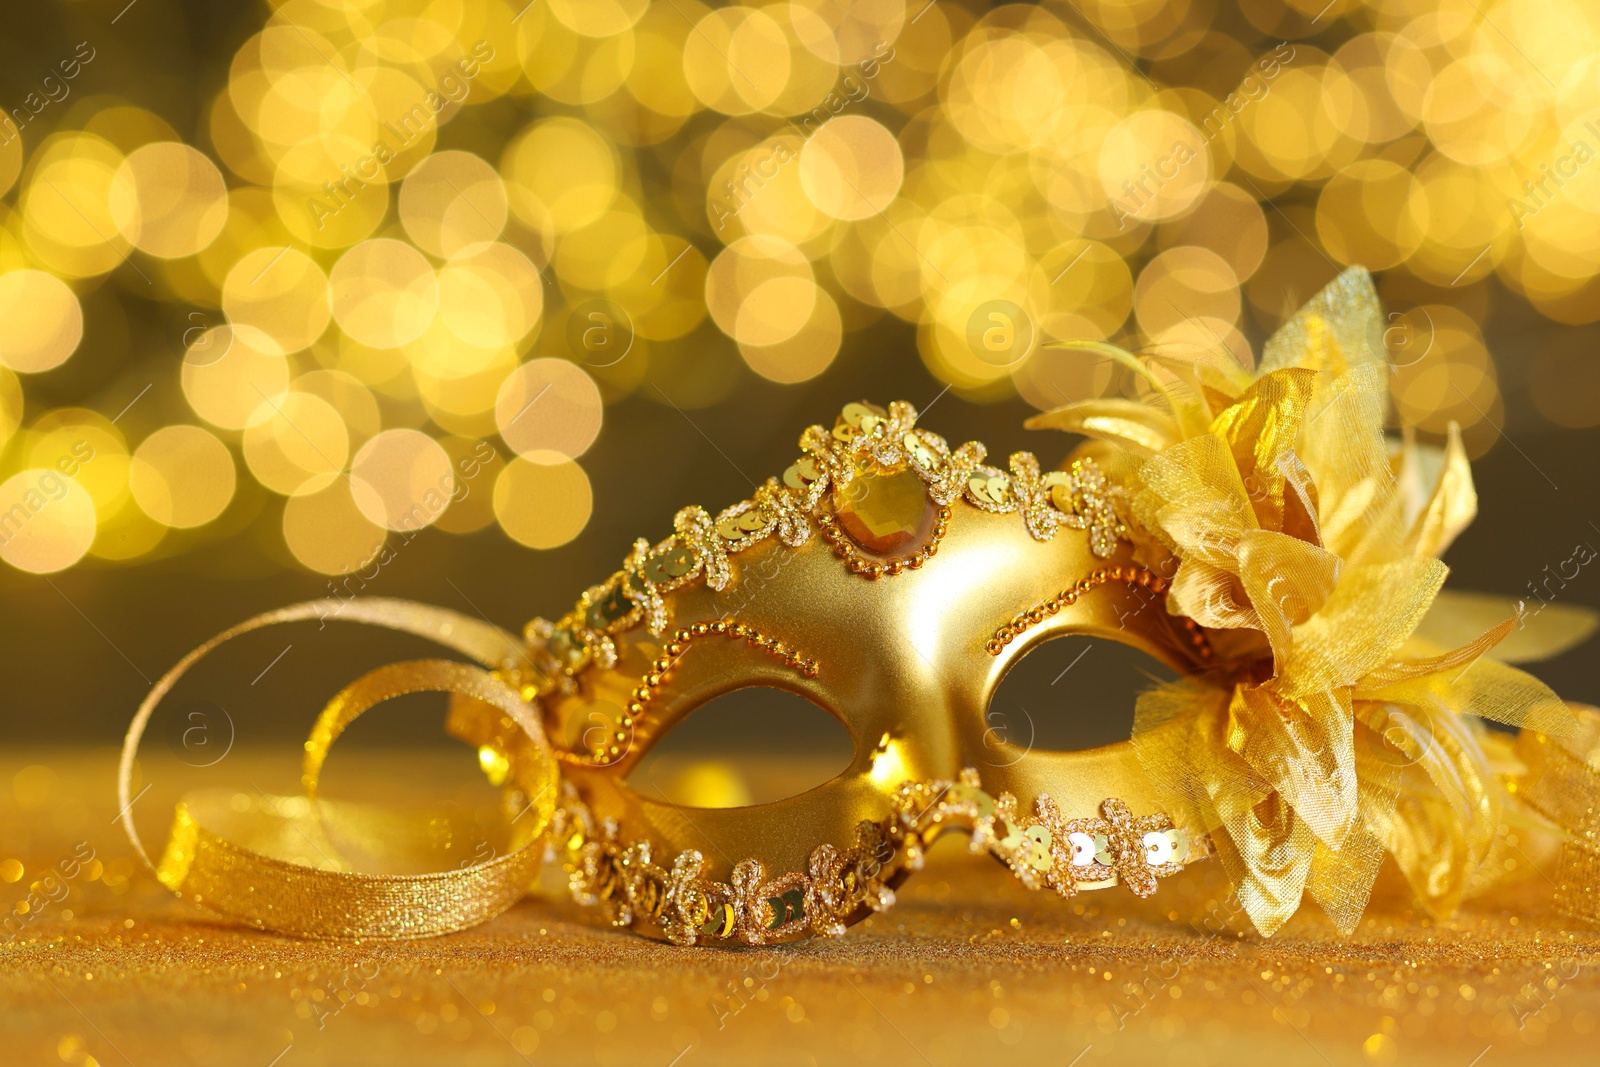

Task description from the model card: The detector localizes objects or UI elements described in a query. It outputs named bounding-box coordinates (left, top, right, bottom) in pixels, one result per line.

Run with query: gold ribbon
left=1515, top=707, right=1600, bottom=928
left=118, top=599, right=557, bottom=939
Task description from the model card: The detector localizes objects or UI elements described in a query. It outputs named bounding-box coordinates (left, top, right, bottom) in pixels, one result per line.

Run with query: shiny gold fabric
left=1516, top=708, right=1600, bottom=927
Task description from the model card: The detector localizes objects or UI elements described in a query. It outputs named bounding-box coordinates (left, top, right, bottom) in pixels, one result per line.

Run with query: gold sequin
left=558, top=767, right=1193, bottom=945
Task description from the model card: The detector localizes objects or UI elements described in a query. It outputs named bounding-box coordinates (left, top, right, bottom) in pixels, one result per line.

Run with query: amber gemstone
left=831, top=465, right=936, bottom=556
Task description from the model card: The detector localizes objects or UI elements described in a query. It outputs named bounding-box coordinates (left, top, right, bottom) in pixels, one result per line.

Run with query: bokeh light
left=129, top=425, right=236, bottom=529
left=799, top=116, right=903, bottom=220
left=109, top=142, right=230, bottom=259
left=1, top=0, right=1597, bottom=575
left=223, top=247, right=331, bottom=354
left=493, top=453, right=593, bottom=549
left=181, top=325, right=290, bottom=431
left=241, top=390, right=349, bottom=496
left=494, top=358, right=603, bottom=460
left=0, top=468, right=97, bottom=573
left=282, top=477, right=386, bottom=576
left=330, top=238, right=440, bottom=349
left=399, top=150, right=509, bottom=259
left=349, top=428, right=455, bottom=532
left=0, top=272, right=82, bottom=373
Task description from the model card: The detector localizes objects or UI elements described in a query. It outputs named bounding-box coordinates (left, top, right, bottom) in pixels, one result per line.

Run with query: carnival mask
left=515, top=393, right=1216, bottom=944
left=121, top=268, right=1598, bottom=945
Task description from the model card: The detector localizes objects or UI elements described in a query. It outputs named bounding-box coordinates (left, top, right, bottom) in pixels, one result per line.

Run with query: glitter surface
left=4, top=749, right=1597, bottom=1067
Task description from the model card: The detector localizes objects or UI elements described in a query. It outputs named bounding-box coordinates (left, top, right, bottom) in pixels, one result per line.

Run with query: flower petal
left=1359, top=608, right=1521, bottom=688
left=1226, top=685, right=1359, bottom=849
left=1134, top=431, right=1257, bottom=560
left=1357, top=704, right=1499, bottom=918
left=1258, top=266, right=1386, bottom=378
left=1215, top=792, right=1318, bottom=937
left=1024, top=399, right=1179, bottom=457
left=1236, top=528, right=1343, bottom=673
left=1306, top=803, right=1391, bottom=935
left=1169, top=558, right=1258, bottom=632
left=1413, top=589, right=1598, bottom=665
left=1400, top=421, right=1477, bottom=558
left=1298, top=364, right=1400, bottom=564
left=1283, top=557, right=1448, bottom=697
left=1359, top=655, right=1578, bottom=738
left=1208, top=367, right=1317, bottom=531
left=1132, top=678, right=1316, bottom=936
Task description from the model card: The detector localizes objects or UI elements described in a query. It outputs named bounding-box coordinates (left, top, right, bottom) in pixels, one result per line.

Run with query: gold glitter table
left=4, top=748, right=1597, bottom=1067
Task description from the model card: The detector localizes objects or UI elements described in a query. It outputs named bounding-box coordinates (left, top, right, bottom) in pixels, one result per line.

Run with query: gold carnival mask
left=515, top=395, right=1213, bottom=945
left=120, top=268, right=1600, bottom=945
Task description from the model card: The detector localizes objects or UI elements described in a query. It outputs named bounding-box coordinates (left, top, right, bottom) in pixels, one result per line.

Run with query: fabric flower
left=1031, top=267, right=1592, bottom=935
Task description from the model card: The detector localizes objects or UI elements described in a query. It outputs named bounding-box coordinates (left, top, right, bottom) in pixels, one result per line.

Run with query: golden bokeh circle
left=281, top=477, right=387, bottom=576
left=683, top=7, right=792, bottom=116
left=0, top=271, right=83, bottom=373
left=547, top=0, right=649, bottom=38
left=705, top=235, right=814, bottom=341
left=502, top=118, right=617, bottom=236
left=223, top=247, right=332, bottom=354
left=493, top=452, right=593, bottom=549
left=437, top=243, right=545, bottom=349
left=1099, top=110, right=1210, bottom=224
left=0, top=468, right=97, bottom=574
left=27, top=411, right=128, bottom=519
left=494, top=358, right=603, bottom=460
left=182, top=325, right=291, bottom=430
left=129, top=425, right=237, bottom=529
left=799, top=116, right=904, bottom=221
left=349, top=428, right=456, bottom=532
left=109, top=142, right=230, bottom=259
left=330, top=238, right=440, bottom=349
left=241, top=390, right=350, bottom=496
left=739, top=286, right=843, bottom=383
left=399, top=150, right=509, bottom=258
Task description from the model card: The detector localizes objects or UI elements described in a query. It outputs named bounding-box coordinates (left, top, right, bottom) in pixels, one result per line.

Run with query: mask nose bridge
left=827, top=627, right=967, bottom=787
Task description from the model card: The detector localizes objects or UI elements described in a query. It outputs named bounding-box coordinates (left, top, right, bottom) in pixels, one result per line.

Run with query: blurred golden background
left=0, top=0, right=1597, bottom=747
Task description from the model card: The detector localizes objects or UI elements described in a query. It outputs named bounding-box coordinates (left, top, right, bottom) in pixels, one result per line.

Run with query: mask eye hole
left=984, top=635, right=1178, bottom=754
left=628, top=686, right=854, bottom=808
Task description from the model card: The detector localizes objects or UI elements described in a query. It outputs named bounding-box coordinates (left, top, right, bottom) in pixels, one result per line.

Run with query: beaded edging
left=553, top=768, right=1194, bottom=946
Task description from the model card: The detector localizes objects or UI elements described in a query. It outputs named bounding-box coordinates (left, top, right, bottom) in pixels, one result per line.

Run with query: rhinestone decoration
left=816, top=507, right=951, bottom=581
left=831, top=463, right=937, bottom=556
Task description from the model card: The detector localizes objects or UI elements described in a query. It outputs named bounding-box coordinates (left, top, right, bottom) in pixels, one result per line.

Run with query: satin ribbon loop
left=119, top=598, right=558, bottom=939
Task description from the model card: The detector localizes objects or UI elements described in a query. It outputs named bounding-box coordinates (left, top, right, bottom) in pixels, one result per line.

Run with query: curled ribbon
left=118, top=599, right=557, bottom=939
